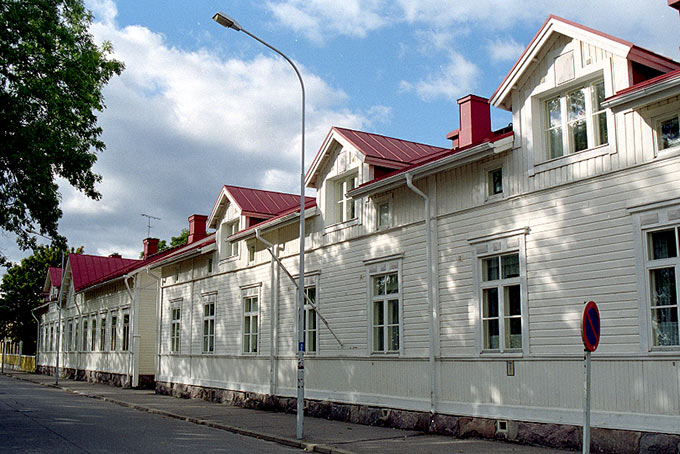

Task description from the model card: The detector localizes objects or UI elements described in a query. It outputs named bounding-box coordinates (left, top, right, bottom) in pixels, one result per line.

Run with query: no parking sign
left=581, top=301, right=600, bottom=352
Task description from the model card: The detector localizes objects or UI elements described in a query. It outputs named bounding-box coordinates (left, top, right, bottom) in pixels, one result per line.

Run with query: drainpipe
left=256, top=228, right=280, bottom=396
left=31, top=309, right=40, bottom=372
left=146, top=267, right=162, bottom=383
left=405, top=172, right=437, bottom=415
left=123, top=274, right=138, bottom=387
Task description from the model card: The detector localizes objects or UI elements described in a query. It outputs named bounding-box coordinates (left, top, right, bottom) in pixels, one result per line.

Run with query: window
left=545, top=79, right=607, bottom=160
left=91, top=316, right=97, bottom=351
left=110, top=314, right=117, bottom=351
left=225, top=221, right=239, bottom=257
left=82, top=319, right=88, bottom=351
left=67, top=320, right=73, bottom=352
left=371, top=273, right=400, bottom=353
left=243, top=296, right=258, bottom=353
left=202, top=294, right=216, bottom=353
left=50, top=325, right=54, bottom=351
left=207, top=258, right=213, bottom=274
left=481, top=253, right=522, bottom=351
left=100, top=313, right=107, bottom=351
left=646, top=227, right=679, bottom=347
left=657, top=113, right=680, bottom=151
left=488, top=168, right=503, bottom=196
left=122, top=312, right=130, bottom=351
left=376, top=200, right=390, bottom=230
left=74, top=318, right=79, bottom=352
left=248, top=243, right=256, bottom=263
left=334, top=173, right=358, bottom=224
left=303, top=286, right=318, bottom=353
left=170, top=304, right=181, bottom=353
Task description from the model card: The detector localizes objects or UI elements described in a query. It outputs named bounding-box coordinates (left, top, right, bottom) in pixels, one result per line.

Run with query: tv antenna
left=141, top=213, right=161, bottom=238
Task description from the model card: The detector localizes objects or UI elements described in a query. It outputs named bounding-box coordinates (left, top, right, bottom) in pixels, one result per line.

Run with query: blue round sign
left=582, top=301, right=600, bottom=352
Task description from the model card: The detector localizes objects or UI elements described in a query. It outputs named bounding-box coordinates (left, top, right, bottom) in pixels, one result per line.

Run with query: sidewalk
left=4, top=371, right=571, bottom=454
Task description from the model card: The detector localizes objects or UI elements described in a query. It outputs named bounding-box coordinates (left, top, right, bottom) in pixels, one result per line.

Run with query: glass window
left=488, top=168, right=503, bottom=196
left=227, top=221, right=239, bottom=257
left=647, top=227, right=680, bottom=347
left=303, top=286, right=317, bottom=353
left=110, top=314, right=117, bottom=351
left=377, top=201, right=390, bottom=229
left=544, top=79, right=608, bottom=160
left=202, top=295, right=215, bottom=353
left=82, top=319, right=88, bottom=351
left=243, top=296, right=258, bottom=353
left=91, top=317, right=97, bottom=351
left=100, top=313, right=107, bottom=351
left=122, top=312, right=130, bottom=351
left=658, top=114, right=680, bottom=150
left=480, top=252, right=523, bottom=351
left=170, top=306, right=181, bottom=353
left=372, top=272, right=400, bottom=353
left=334, top=173, right=358, bottom=224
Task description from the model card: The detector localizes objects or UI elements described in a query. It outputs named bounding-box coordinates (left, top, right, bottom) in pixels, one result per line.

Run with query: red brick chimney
left=446, top=95, right=492, bottom=150
left=187, top=214, right=208, bottom=244
left=109, top=253, right=122, bottom=258
left=143, top=238, right=160, bottom=259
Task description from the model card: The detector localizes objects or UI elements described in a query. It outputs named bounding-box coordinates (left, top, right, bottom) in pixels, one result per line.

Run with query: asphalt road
left=0, top=375, right=301, bottom=453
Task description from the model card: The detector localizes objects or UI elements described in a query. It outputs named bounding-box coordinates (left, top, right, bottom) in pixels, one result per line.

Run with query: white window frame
left=224, top=220, right=240, bottom=258
left=201, top=293, right=216, bottom=354
left=240, top=284, right=261, bottom=354
left=543, top=78, right=608, bottom=162
left=90, top=315, right=97, bottom=352
left=99, top=312, right=107, bottom=351
left=82, top=318, right=88, bottom=351
left=303, top=275, right=319, bottom=354
left=332, top=171, right=358, bottom=225
left=73, top=317, right=79, bottom=352
left=170, top=299, right=182, bottom=354
left=364, top=254, right=403, bottom=355
left=375, top=196, right=392, bottom=231
left=482, top=159, right=506, bottom=202
left=247, top=242, right=256, bottom=264
left=110, top=312, right=117, bottom=351
left=469, top=228, right=529, bottom=355
left=655, top=111, right=680, bottom=154
left=630, top=199, right=680, bottom=352
left=67, top=319, right=73, bottom=352
left=121, top=309, right=130, bottom=352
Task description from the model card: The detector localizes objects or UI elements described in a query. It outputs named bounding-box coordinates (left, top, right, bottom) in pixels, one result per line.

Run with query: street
left=0, top=375, right=300, bottom=453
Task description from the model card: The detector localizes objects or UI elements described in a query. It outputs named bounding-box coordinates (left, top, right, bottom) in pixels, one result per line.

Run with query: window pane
left=649, top=229, right=677, bottom=260
left=386, top=274, right=398, bottom=294
left=569, top=119, right=588, bottom=153
left=651, top=307, right=679, bottom=346
left=484, top=320, right=499, bottom=350
left=505, top=318, right=523, bottom=349
left=650, top=268, right=677, bottom=307
left=567, top=89, right=585, bottom=122
left=374, top=327, right=384, bottom=351
left=548, top=127, right=563, bottom=159
left=489, top=168, right=503, bottom=195
left=594, top=112, right=608, bottom=146
left=244, top=318, right=250, bottom=334
left=374, top=301, right=384, bottom=325
left=252, top=335, right=257, bottom=352
left=483, top=288, right=499, bottom=318
left=501, top=254, right=519, bottom=279
left=388, top=326, right=399, bottom=351
left=660, top=116, right=680, bottom=150
left=378, top=202, right=390, bottom=227
left=547, top=97, right=561, bottom=127
left=346, top=198, right=356, bottom=220
left=482, top=257, right=499, bottom=281
left=388, top=300, right=399, bottom=324
left=504, top=285, right=521, bottom=316
left=592, top=81, right=605, bottom=111
left=373, top=276, right=385, bottom=296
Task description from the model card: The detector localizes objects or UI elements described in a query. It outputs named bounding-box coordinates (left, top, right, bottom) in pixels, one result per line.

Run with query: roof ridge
left=333, top=126, right=447, bottom=150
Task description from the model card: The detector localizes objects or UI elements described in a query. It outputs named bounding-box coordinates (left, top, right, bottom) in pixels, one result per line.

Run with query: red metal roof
left=223, top=185, right=312, bottom=217
left=70, top=254, right=140, bottom=293
left=48, top=267, right=62, bottom=288
left=606, top=68, right=680, bottom=101
left=146, top=234, right=216, bottom=266
left=231, top=197, right=317, bottom=238
left=333, top=127, right=449, bottom=167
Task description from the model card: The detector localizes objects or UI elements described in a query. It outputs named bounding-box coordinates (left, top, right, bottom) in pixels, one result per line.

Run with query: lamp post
left=212, top=12, right=307, bottom=440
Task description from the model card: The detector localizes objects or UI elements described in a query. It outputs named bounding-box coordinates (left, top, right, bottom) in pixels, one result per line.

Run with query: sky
left=1, top=0, right=679, bottom=268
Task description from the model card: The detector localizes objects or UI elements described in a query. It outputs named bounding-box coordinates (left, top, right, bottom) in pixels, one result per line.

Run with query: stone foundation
left=155, top=380, right=680, bottom=454
left=36, top=366, right=154, bottom=390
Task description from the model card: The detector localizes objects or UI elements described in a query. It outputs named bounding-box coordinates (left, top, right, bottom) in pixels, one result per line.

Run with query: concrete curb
left=4, top=373, right=357, bottom=454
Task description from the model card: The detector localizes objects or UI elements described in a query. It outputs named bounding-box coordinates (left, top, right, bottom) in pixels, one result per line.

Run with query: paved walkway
left=3, top=371, right=572, bottom=454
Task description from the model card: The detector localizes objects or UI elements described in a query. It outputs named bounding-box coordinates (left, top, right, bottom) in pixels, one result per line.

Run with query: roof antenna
left=141, top=213, right=161, bottom=238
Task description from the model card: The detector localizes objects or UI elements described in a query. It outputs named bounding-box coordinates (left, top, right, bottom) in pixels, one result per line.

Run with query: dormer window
left=544, top=79, right=607, bottom=160
left=334, top=173, right=357, bottom=224
left=657, top=113, right=680, bottom=151
left=225, top=221, right=239, bottom=257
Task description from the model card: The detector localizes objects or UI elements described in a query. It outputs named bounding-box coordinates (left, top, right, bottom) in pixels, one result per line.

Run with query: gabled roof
left=229, top=197, right=318, bottom=241
left=69, top=254, right=140, bottom=293
left=208, top=184, right=313, bottom=229
left=45, top=267, right=62, bottom=290
left=491, top=15, right=680, bottom=110
left=305, top=126, right=449, bottom=189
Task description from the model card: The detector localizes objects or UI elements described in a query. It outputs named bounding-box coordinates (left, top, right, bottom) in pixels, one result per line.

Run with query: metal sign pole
left=583, top=349, right=591, bottom=454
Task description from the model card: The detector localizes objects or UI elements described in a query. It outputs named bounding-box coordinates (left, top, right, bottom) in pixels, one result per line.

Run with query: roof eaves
left=229, top=200, right=318, bottom=241
left=602, top=69, right=680, bottom=110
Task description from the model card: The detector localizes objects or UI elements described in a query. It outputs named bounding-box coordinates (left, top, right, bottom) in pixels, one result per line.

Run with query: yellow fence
left=1, top=354, right=36, bottom=372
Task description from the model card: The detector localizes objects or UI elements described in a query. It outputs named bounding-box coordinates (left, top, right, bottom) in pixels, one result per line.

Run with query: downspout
left=72, top=289, right=83, bottom=374
left=31, top=308, right=40, bottom=372
left=123, top=274, right=138, bottom=387
left=256, top=228, right=279, bottom=396
left=405, top=172, right=437, bottom=415
left=145, top=267, right=162, bottom=383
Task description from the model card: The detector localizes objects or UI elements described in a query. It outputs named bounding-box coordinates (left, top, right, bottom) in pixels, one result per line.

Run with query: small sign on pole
left=581, top=301, right=600, bottom=454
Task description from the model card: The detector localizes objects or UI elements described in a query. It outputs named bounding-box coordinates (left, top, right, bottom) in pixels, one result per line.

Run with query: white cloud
left=399, top=52, right=480, bottom=102
left=486, top=37, right=525, bottom=63
left=266, top=0, right=388, bottom=44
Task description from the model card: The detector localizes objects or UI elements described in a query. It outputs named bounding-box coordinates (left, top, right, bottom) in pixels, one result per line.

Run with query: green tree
left=0, top=0, right=124, bottom=260
left=0, top=244, right=82, bottom=354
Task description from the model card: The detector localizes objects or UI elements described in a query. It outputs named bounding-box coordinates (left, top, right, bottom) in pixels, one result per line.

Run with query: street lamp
left=212, top=11, right=307, bottom=440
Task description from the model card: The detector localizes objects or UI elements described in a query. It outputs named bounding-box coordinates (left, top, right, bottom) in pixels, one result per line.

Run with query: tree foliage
left=0, top=244, right=82, bottom=354
left=0, top=0, right=124, bottom=259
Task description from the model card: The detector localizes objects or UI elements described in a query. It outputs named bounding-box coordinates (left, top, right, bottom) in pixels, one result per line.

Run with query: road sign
left=581, top=301, right=600, bottom=352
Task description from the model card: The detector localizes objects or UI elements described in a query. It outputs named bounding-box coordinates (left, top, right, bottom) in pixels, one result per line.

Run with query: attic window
left=334, top=173, right=357, bottom=224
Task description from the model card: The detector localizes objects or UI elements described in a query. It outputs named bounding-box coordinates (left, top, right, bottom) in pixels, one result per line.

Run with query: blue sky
left=1, top=0, right=678, bottom=267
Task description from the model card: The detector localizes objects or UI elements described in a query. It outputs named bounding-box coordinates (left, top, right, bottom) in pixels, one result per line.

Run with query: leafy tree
left=139, top=229, right=190, bottom=258
left=0, top=244, right=82, bottom=354
left=0, top=0, right=124, bottom=260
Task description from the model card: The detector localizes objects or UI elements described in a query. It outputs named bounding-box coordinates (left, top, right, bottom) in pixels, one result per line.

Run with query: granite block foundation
left=156, top=380, right=680, bottom=454
left=36, top=366, right=154, bottom=389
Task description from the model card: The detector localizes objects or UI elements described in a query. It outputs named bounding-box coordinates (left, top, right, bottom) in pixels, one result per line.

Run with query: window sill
left=480, top=351, right=524, bottom=358
left=655, top=145, right=680, bottom=160
left=531, top=143, right=612, bottom=176
left=485, top=193, right=505, bottom=204
left=324, top=218, right=360, bottom=234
